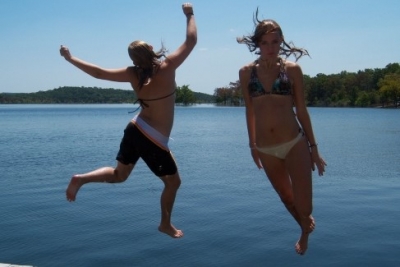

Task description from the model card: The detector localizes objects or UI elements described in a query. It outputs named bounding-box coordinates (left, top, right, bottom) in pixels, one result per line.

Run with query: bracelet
left=309, top=143, right=318, bottom=148
left=186, top=13, right=194, bottom=16
left=249, top=142, right=256, bottom=149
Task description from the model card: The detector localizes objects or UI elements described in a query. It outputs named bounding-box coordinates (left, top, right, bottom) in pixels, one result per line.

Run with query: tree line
left=0, top=86, right=215, bottom=105
left=2, top=63, right=399, bottom=107
left=213, top=63, right=400, bottom=108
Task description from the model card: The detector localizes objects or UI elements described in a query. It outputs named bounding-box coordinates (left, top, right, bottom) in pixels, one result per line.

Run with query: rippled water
left=0, top=105, right=399, bottom=267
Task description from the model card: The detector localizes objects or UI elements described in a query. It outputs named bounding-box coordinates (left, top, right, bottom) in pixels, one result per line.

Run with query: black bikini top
left=135, top=89, right=176, bottom=109
left=129, top=90, right=176, bottom=113
left=248, top=58, right=292, bottom=97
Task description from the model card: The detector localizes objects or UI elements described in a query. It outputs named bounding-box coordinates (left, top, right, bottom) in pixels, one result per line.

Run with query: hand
left=310, top=149, right=327, bottom=176
left=182, top=2, right=194, bottom=16
left=60, top=45, right=71, bottom=60
left=250, top=148, right=263, bottom=169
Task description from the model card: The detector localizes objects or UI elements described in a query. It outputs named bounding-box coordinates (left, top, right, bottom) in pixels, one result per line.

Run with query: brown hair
left=237, top=8, right=309, bottom=61
left=128, top=41, right=168, bottom=89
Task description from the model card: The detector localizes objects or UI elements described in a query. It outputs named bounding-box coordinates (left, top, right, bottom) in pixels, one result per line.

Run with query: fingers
left=319, top=157, right=327, bottom=174
left=59, top=46, right=65, bottom=56
left=256, top=160, right=263, bottom=169
left=253, top=157, right=263, bottom=169
left=59, top=45, right=71, bottom=59
left=182, top=2, right=193, bottom=8
left=182, top=2, right=193, bottom=14
left=250, top=149, right=263, bottom=169
left=317, top=159, right=326, bottom=176
left=60, top=45, right=67, bottom=54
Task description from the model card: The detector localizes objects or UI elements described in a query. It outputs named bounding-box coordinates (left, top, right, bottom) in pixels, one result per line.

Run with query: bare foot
left=308, top=215, right=316, bottom=233
left=300, top=215, right=315, bottom=233
left=66, top=175, right=82, bottom=202
left=158, top=224, right=184, bottom=238
left=295, top=216, right=315, bottom=255
left=295, top=231, right=309, bottom=255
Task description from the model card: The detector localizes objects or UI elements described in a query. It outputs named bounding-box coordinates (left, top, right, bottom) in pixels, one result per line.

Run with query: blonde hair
left=237, top=8, right=309, bottom=61
left=128, top=40, right=168, bottom=89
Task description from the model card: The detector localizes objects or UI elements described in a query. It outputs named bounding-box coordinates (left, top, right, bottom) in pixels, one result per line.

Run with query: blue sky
left=1, top=0, right=399, bottom=95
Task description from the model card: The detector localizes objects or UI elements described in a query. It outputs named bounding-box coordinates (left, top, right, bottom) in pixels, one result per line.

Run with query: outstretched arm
left=165, top=3, right=197, bottom=69
left=59, top=45, right=133, bottom=82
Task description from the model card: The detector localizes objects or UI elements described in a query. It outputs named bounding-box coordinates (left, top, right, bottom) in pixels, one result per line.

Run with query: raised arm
left=59, top=45, right=133, bottom=83
left=165, top=3, right=197, bottom=69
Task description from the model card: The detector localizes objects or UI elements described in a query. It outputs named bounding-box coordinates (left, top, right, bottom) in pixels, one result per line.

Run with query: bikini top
left=135, top=89, right=176, bottom=108
left=248, top=58, right=292, bottom=97
left=129, top=90, right=176, bottom=113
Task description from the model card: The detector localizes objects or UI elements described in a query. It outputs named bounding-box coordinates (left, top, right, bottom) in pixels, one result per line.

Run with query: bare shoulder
left=125, top=66, right=138, bottom=77
left=284, top=60, right=303, bottom=75
left=158, top=57, right=176, bottom=71
left=125, top=66, right=139, bottom=84
left=126, top=66, right=136, bottom=72
left=239, top=62, right=255, bottom=79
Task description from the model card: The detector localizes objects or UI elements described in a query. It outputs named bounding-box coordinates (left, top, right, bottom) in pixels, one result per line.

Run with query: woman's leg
left=285, top=138, right=314, bottom=255
left=157, top=172, right=183, bottom=238
left=258, top=144, right=314, bottom=255
left=66, top=161, right=134, bottom=201
left=258, top=153, right=302, bottom=226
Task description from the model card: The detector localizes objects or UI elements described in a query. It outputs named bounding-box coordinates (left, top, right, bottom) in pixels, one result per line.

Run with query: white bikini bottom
left=256, top=131, right=304, bottom=159
left=132, top=115, right=170, bottom=150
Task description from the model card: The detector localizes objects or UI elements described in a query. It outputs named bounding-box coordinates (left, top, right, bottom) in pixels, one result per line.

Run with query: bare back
left=127, top=10, right=197, bottom=138
left=128, top=59, right=177, bottom=137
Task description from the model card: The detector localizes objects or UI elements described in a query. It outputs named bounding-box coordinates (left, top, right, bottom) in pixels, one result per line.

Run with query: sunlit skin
left=63, top=2, right=197, bottom=239
left=239, top=23, right=326, bottom=255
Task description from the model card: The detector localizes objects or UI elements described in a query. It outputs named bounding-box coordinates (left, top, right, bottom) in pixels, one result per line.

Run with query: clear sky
left=1, top=0, right=399, bottom=95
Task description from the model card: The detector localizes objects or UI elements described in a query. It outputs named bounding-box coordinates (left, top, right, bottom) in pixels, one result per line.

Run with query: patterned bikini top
left=248, top=58, right=292, bottom=97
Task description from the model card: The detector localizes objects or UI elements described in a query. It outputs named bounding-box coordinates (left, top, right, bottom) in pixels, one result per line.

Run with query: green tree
left=213, top=87, right=231, bottom=105
left=229, top=81, right=243, bottom=106
left=378, top=73, right=400, bottom=107
left=355, top=91, right=370, bottom=107
left=176, top=85, right=196, bottom=105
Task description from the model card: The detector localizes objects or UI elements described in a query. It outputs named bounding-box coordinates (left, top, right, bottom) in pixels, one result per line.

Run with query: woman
left=60, top=3, right=197, bottom=238
left=237, top=10, right=326, bottom=255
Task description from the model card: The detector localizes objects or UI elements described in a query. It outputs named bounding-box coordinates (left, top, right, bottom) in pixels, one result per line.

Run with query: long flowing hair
left=128, top=41, right=168, bottom=89
left=237, top=8, right=309, bottom=61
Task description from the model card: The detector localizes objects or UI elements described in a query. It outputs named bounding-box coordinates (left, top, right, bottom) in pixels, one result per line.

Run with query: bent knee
left=161, top=174, right=181, bottom=188
left=108, top=169, right=129, bottom=183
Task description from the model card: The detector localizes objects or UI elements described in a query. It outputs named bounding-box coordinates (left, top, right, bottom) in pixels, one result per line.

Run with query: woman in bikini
left=237, top=10, right=326, bottom=255
left=60, top=3, right=197, bottom=239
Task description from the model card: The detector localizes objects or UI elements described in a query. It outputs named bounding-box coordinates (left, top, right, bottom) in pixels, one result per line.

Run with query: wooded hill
left=0, top=86, right=215, bottom=104
left=3, top=62, right=399, bottom=107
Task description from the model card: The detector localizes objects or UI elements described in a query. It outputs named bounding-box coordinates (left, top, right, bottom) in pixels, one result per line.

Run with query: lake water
left=0, top=104, right=399, bottom=267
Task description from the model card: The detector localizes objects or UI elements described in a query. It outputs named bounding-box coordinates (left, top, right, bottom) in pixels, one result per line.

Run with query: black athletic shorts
left=116, top=122, right=177, bottom=177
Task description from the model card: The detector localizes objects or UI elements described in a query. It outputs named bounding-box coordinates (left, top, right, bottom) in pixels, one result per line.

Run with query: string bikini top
left=129, top=89, right=176, bottom=113
left=248, top=58, right=292, bottom=97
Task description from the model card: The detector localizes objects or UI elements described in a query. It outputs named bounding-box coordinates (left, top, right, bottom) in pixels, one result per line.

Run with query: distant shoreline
left=1, top=103, right=398, bottom=108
